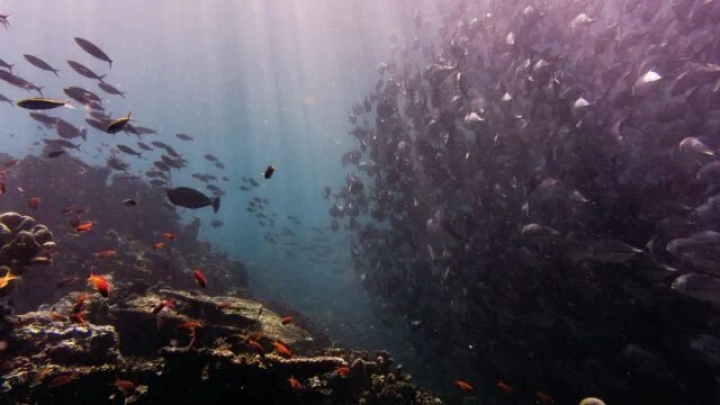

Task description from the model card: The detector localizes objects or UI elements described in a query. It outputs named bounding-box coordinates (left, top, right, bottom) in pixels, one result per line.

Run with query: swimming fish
left=16, top=97, right=72, bottom=110
left=193, top=269, right=208, bottom=288
left=454, top=380, right=474, bottom=392
left=106, top=112, right=132, bottom=134
left=88, top=273, right=110, bottom=297
left=74, top=37, right=113, bottom=69
left=166, top=186, right=220, bottom=213
left=264, top=165, right=275, bottom=179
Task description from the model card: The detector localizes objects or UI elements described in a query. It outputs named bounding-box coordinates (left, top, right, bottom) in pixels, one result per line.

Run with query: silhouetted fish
left=67, top=60, right=105, bottom=82
left=74, top=37, right=113, bottom=69
left=166, top=187, right=220, bottom=213
left=23, top=54, right=60, bottom=77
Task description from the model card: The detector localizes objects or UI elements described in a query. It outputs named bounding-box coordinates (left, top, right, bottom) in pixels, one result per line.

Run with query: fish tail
left=53, top=69, right=60, bottom=78
left=98, top=74, right=106, bottom=83
left=109, top=60, right=113, bottom=70
left=80, top=128, right=87, bottom=141
left=213, top=197, right=221, bottom=213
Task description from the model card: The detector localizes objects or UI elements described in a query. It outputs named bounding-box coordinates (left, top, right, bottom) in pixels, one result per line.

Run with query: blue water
left=0, top=0, right=443, bottom=391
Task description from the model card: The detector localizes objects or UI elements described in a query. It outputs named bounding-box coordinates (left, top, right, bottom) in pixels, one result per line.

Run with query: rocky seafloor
left=0, top=288, right=442, bottom=405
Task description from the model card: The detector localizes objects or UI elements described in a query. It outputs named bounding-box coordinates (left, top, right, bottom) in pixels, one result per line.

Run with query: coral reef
left=0, top=291, right=442, bottom=405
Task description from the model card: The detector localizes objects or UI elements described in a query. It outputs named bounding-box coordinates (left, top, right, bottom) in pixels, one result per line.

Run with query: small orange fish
left=27, top=197, right=40, bottom=210
left=76, top=221, right=93, bottom=233
left=273, top=340, right=292, bottom=358
left=335, top=366, right=351, bottom=377
left=88, top=273, right=110, bottom=297
left=177, top=321, right=203, bottom=332
left=455, top=379, right=474, bottom=392
left=48, top=373, right=78, bottom=388
left=0, top=270, right=18, bottom=290
left=193, top=269, right=207, bottom=288
left=288, top=376, right=304, bottom=391
left=94, top=250, right=117, bottom=259
left=152, top=298, right=175, bottom=315
left=72, top=293, right=90, bottom=313
left=162, top=233, right=175, bottom=241
left=535, top=391, right=556, bottom=405
left=495, top=380, right=516, bottom=395
left=113, top=377, right=136, bottom=395
left=152, top=242, right=165, bottom=250
left=70, top=310, right=89, bottom=326
left=281, top=316, right=293, bottom=325
left=216, top=302, right=231, bottom=309
left=248, top=339, right=265, bottom=356
left=0, top=181, right=6, bottom=195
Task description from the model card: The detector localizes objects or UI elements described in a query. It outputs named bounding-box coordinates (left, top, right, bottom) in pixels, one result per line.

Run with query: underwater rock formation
left=0, top=290, right=442, bottom=405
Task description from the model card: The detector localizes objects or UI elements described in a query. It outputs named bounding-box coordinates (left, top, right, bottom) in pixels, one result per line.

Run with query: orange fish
left=113, top=377, right=136, bottom=395
left=48, top=373, right=79, bottom=388
left=72, top=293, right=90, bottom=313
left=70, top=310, right=89, bottom=326
left=193, top=269, right=207, bottom=288
left=281, top=316, right=293, bottom=325
left=248, top=340, right=265, bottom=356
left=177, top=321, right=203, bottom=332
left=335, top=366, right=351, bottom=377
left=76, top=221, right=93, bottom=233
left=535, top=391, right=556, bottom=405
left=3, top=159, right=18, bottom=168
left=152, top=242, right=165, bottom=250
left=27, top=197, right=40, bottom=210
left=455, top=379, right=474, bottom=392
left=88, top=273, right=110, bottom=297
left=273, top=340, right=292, bottom=358
left=495, top=380, right=516, bottom=395
left=152, top=298, right=175, bottom=315
left=162, top=233, right=175, bottom=241
left=288, top=376, right=303, bottom=391
left=60, top=206, right=74, bottom=214
left=216, top=302, right=231, bottom=309
left=94, top=250, right=117, bottom=259
left=0, top=270, right=18, bottom=290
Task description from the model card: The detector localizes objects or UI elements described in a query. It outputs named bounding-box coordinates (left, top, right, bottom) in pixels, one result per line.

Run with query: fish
left=287, top=376, right=303, bottom=391
left=0, top=57, right=13, bottom=71
left=175, top=133, right=193, bottom=141
left=112, top=378, right=136, bottom=395
left=248, top=340, right=264, bottom=356
left=76, top=221, right=93, bottom=233
left=176, top=321, right=203, bottom=332
left=88, top=273, right=110, bottom=297
left=55, top=276, right=80, bottom=288
left=281, top=316, right=293, bottom=325
left=204, top=154, right=218, bottom=162
left=166, top=187, right=220, bottom=213
left=264, top=165, right=275, bottom=179
left=121, top=199, right=138, bottom=207
left=116, top=144, right=142, bottom=157
left=74, top=37, right=113, bottom=69
left=72, top=293, right=90, bottom=314
left=152, top=242, right=165, bottom=250
left=56, top=118, right=86, bottom=141
left=46, top=150, right=66, bottom=158
left=0, top=92, right=12, bottom=106
left=152, top=298, right=175, bottom=315
left=106, top=112, right=132, bottom=134
left=27, top=197, right=40, bottom=210
left=671, top=273, right=720, bottom=307
left=272, top=340, right=292, bottom=358
left=23, top=54, right=60, bottom=77
left=94, top=250, right=117, bottom=259
left=534, top=391, right=556, bottom=405
left=70, top=310, right=89, bottom=326
left=64, top=86, right=101, bottom=104
left=0, top=269, right=18, bottom=290
left=454, top=380, right=474, bottom=392
left=67, top=60, right=105, bottom=82
left=16, top=97, right=73, bottom=110
left=97, top=82, right=125, bottom=97
left=495, top=381, right=515, bottom=395
left=162, top=233, right=175, bottom=241
left=193, top=269, right=208, bottom=288
left=47, top=373, right=79, bottom=389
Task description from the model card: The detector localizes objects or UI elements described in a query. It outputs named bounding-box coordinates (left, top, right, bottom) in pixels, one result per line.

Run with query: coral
left=0, top=212, right=53, bottom=267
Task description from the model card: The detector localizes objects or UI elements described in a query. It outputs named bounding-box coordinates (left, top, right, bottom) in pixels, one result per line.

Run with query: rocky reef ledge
left=0, top=289, right=442, bottom=405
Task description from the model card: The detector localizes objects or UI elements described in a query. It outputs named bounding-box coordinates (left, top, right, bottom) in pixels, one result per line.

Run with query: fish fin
left=213, top=197, right=221, bottom=213
left=64, top=100, right=76, bottom=110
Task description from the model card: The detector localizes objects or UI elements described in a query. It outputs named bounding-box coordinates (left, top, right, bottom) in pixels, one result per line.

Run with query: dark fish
left=56, top=118, right=87, bottom=141
left=149, top=179, right=166, bottom=186
left=124, top=123, right=140, bottom=136
left=153, top=161, right=170, bottom=171
left=248, top=178, right=259, bottom=187
left=215, top=162, right=225, bottom=170
left=46, top=150, right=66, bottom=158
left=23, top=54, right=60, bottom=77
left=151, top=141, right=170, bottom=149
left=97, top=82, right=125, bottom=97
left=204, top=154, right=218, bottom=162
left=89, top=110, right=110, bottom=120
left=264, top=165, right=275, bottom=179
left=175, top=133, right=193, bottom=141
left=67, top=60, right=105, bottom=82
left=30, top=112, right=58, bottom=126
left=107, top=156, right=129, bottom=172
left=85, top=118, right=109, bottom=132
left=166, top=187, right=220, bottom=213
left=134, top=126, right=157, bottom=135
left=106, top=112, right=132, bottom=134
left=17, top=97, right=72, bottom=110
left=136, top=142, right=153, bottom=151
left=43, top=138, right=79, bottom=149
left=64, top=86, right=101, bottom=105
left=0, top=57, right=14, bottom=71
left=121, top=199, right=138, bottom=207
left=74, top=37, right=113, bottom=69
left=0, top=70, right=43, bottom=94
left=210, top=219, right=223, bottom=228
left=116, top=144, right=141, bottom=157
left=0, top=93, right=13, bottom=106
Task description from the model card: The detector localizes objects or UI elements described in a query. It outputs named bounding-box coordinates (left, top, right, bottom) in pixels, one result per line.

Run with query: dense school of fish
left=323, top=0, right=720, bottom=403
